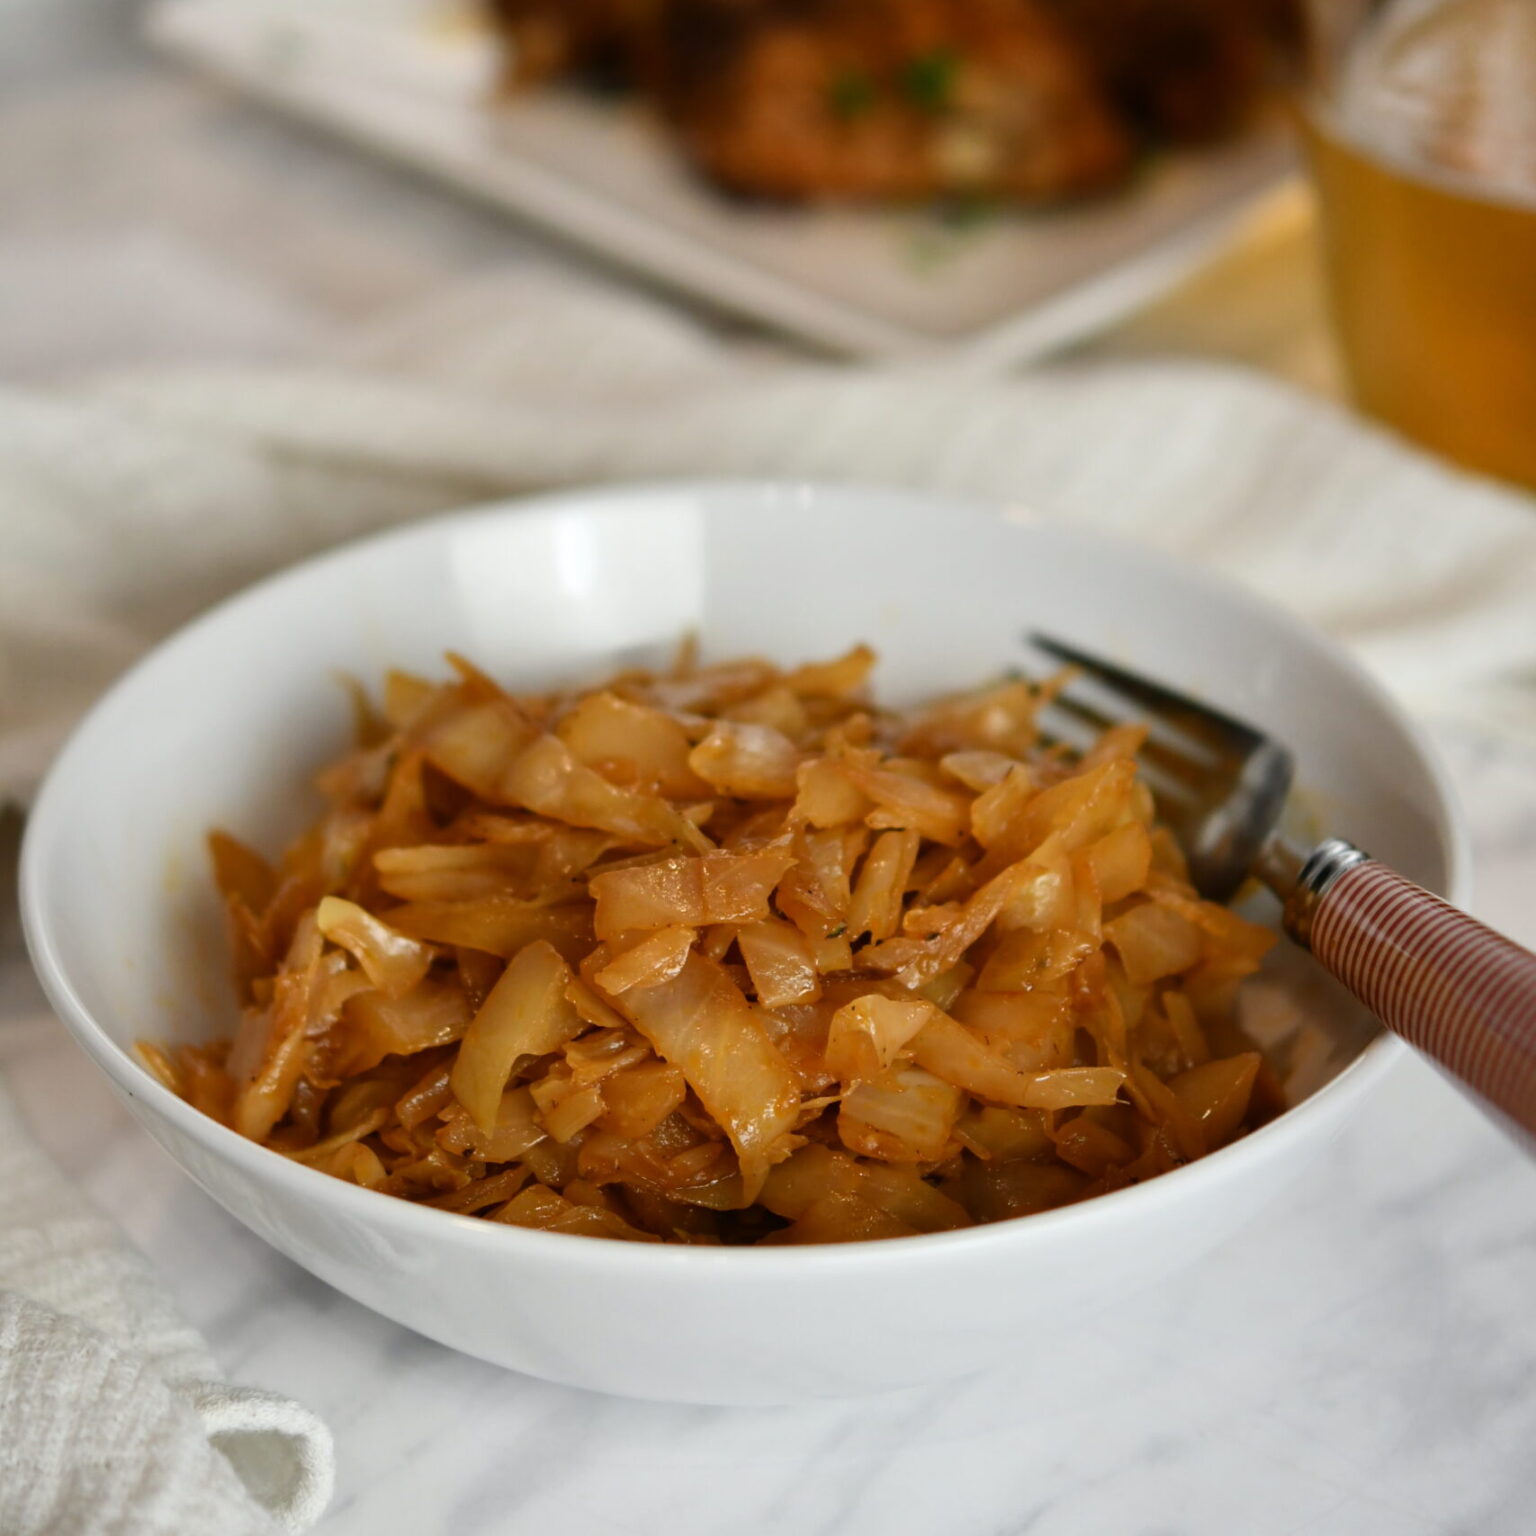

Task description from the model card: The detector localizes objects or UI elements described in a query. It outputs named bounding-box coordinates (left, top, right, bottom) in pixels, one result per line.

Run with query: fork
left=1030, top=633, right=1536, bottom=1141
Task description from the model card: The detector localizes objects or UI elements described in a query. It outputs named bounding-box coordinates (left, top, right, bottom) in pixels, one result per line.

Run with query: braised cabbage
left=145, top=644, right=1281, bottom=1245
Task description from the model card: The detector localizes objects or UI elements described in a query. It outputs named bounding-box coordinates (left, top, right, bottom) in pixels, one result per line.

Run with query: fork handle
left=1286, top=841, right=1536, bottom=1136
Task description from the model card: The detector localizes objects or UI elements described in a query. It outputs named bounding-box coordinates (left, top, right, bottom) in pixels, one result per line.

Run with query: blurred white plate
left=147, top=0, right=1299, bottom=364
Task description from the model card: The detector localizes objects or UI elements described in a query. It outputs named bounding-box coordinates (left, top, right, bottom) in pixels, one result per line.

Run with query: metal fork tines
left=1026, top=632, right=1295, bottom=905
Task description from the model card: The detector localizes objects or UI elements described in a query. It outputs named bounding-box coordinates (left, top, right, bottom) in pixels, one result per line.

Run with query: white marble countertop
left=5, top=722, right=1536, bottom=1536
left=4, top=4, right=1536, bottom=1532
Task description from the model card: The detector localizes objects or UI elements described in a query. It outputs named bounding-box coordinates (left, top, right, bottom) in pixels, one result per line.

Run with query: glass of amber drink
left=1300, top=0, right=1536, bottom=489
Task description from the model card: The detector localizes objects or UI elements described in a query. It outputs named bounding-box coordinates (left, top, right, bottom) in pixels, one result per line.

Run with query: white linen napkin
left=0, top=786, right=331, bottom=1534
left=0, top=1076, right=333, bottom=1535
left=2, top=263, right=1534, bottom=813
left=1, top=260, right=1534, bottom=1533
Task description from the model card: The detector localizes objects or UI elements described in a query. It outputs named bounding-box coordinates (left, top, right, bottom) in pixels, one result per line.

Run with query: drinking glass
left=1300, top=0, right=1536, bottom=489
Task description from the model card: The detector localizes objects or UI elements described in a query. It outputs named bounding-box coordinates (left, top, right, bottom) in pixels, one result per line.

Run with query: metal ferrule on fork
left=1279, top=837, right=1370, bottom=951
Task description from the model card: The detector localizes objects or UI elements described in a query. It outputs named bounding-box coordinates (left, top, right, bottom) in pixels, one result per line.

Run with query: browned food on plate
left=144, top=645, right=1283, bottom=1246
left=644, top=0, right=1131, bottom=202
left=484, top=0, right=1298, bottom=202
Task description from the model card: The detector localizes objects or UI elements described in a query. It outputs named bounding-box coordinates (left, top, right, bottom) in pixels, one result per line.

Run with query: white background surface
left=3, top=3, right=1535, bottom=1531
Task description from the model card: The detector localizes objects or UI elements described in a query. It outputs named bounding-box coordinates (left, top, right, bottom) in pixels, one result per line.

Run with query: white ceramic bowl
left=22, top=482, right=1466, bottom=1406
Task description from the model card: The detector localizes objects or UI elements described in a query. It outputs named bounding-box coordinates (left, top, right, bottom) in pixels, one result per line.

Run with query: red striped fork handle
left=1285, top=840, right=1536, bottom=1137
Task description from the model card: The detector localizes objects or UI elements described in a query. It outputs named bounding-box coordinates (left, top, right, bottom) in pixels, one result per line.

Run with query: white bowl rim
left=21, top=478, right=1471, bottom=1275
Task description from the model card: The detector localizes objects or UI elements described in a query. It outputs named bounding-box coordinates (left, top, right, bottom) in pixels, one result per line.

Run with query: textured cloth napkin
left=0, top=1077, right=333, bottom=1535
left=2, top=261, right=1535, bottom=1533
left=3, top=264, right=1535, bottom=811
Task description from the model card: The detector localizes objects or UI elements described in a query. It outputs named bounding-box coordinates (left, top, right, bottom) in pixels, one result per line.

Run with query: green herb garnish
left=829, top=69, right=877, bottom=121
left=902, top=49, right=959, bottom=113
